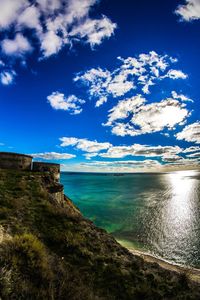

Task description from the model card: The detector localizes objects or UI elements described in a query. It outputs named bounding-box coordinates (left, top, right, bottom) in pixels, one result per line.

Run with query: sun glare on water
left=156, top=170, right=199, bottom=263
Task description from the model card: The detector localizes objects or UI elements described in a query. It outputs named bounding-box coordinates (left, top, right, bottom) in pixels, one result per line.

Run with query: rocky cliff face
left=0, top=169, right=199, bottom=300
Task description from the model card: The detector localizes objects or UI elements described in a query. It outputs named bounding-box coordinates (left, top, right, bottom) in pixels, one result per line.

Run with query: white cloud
left=75, top=139, right=111, bottom=153
left=40, top=30, right=63, bottom=57
left=62, top=157, right=199, bottom=172
left=37, top=0, right=61, bottom=14
left=47, top=92, right=85, bottom=115
left=59, top=136, right=185, bottom=162
left=80, top=159, right=162, bottom=172
left=163, top=157, right=199, bottom=166
left=17, top=4, right=41, bottom=30
left=0, top=0, right=116, bottom=60
left=61, top=0, right=97, bottom=23
left=74, top=67, right=112, bottom=107
left=60, top=137, right=112, bottom=153
left=31, top=152, right=76, bottom=160
left=0, top=0, right=116, bottom=85
left=84, top=152, right=99, bottom=160
left=0, top=0, right=26, bottom=28
left=69, top=15, right=117, bottom=47
left=56, top=136, right=199, bottom=171
left=162, top=132, right=170, bottom=137
left=104, top=95, right=146, bottom=126
left=96, top=96, right=108, bottom=107
left=176, top=121, right=200, bottom=143
left=186, top=152, right=200, bottom=157
left=75, top=51, right=187, bottom=106
left=0, top=70, right=16, bottom=85
left=175, top=0, right=200, bottom=21
left=130, top=99, right=188, bottom=133
left=2, top=33, right=32, bottom=57
left=107, top=74, right=135, bottom=98
left=164, top=69, right=187, bottom=80
left=182, top=146, right=200, bottom=153
left=171, top=91, right=193, bottom=102
left=99, top=144, right=182, bottom=159
left=105, top=97, right=190, bottom=137
left=59, top=137, right=79, bottom=147
left=84, top=157, right=198, bottom=169
left=161, top=154, right=183, bottom=163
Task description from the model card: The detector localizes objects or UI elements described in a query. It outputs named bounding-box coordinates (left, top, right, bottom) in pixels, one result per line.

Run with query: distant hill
left=0, top=169, right=199, bottom=300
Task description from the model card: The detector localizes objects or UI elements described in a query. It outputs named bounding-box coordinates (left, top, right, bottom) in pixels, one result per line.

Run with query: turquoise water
left=61, top=170, right=200, bottom=268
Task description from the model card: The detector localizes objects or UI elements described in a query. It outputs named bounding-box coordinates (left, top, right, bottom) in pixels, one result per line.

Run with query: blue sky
left=0, top=0, right=200, bottom=172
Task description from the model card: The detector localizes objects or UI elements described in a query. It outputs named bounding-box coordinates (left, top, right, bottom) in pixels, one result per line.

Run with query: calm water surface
left=61, top=170, right=200, bottom=268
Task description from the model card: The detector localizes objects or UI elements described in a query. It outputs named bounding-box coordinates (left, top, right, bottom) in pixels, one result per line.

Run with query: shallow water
left=61, top=170, right=200, bottom=268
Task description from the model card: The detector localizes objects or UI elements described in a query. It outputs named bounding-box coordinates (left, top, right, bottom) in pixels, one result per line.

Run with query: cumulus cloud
left=182, top=146, right=200, bottom=153
left=2, top=33, right=32, bottom=57
left=69, top=15, right=116, bottom=47
left=175, top=0, right=200, bottom=21
left=171, top=91, right=193, bottom=102
left=0, top=0, right=26, bottom=28
left=84, top=152, right=99, bottom=160
left=60, top=137, right=112, bottom=152
left=164, top=69, right=187, bottom=80
left=176, top=121, right=200, bottom=143
left=161, top=154, right=183, bottom=163
left=104, top=95, right=146, bottom=125
left=0, top=0, right=116, bottom=57
left=57, top=134, right=199, bottom=170
left=65, top=156, right=199, bottom=172
left=40, top=30, right=63, bottom=57
left=105, top=96, right=190, bottom=137
left=74, top=51, right=187, bottom=106
left=17, top=4, right=41, bottom=30
left=31, top=152, right=76, bottom=160
left=186, top=152, right=200, bottom=157
left=163, top=157, right=199, bottom=166
left=80, top=158, right=198, bottom=172
left=0, top=0, right=116, bottom=84
left=47, top=92, right=85, bottom=115
left=0, top=70, right=16, bottom=85
left=99, top=144, right=182, bottom=159
left=59, top=135, right=185, bottom=161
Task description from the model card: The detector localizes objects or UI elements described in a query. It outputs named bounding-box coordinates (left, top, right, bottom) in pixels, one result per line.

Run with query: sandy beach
left=128, top=248, right=200, bottom=284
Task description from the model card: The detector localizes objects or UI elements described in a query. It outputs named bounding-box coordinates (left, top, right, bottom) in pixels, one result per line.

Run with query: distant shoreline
left=127, top=247, right=200, bottom=284
left=61, top=170, right=200, bottom=174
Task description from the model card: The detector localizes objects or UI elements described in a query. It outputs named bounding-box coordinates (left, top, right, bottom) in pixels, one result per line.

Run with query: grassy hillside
left=0, top=169, right=199, bottom=300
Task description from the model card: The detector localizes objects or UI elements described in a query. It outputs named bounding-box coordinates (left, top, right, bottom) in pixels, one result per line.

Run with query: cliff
left=0, top=169, right=199, bottom=300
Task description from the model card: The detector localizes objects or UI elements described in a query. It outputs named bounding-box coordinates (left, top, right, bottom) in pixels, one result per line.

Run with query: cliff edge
left=0, top=169, right=199, bottom=300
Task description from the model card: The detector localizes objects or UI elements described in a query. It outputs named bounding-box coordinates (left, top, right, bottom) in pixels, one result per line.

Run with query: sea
left=61, top=170, right=200, bottom=268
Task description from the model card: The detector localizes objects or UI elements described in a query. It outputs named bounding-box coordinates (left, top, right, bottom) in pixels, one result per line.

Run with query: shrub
left=0, top=233, right=53, bottom=299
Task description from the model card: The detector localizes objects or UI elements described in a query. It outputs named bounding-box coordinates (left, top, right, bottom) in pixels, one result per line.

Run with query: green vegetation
left=0, top=169, right=199, bottom=299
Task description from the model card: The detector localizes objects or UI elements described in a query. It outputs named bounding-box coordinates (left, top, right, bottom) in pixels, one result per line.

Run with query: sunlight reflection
left=166, top=171, right=197, bottom=223
left=160, top=170, right=199, bottom=263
